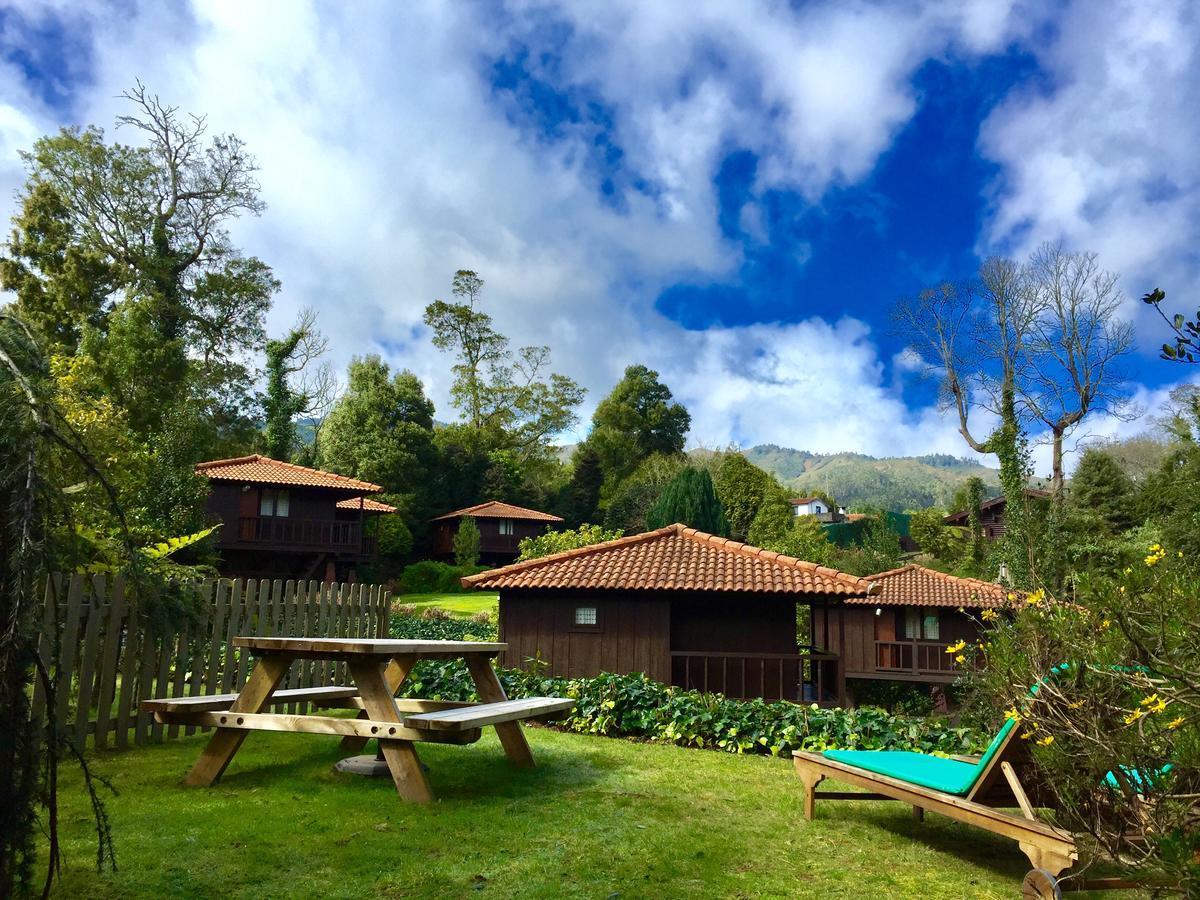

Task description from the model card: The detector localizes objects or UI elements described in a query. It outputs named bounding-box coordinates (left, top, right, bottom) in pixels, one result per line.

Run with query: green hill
left=744, top=445, right=1000, bottom=511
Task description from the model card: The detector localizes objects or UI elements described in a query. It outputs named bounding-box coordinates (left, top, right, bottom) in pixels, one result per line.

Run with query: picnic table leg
left=339, top=655, right=417, bottom=753
left=348, top=660, right=433, bottom=803
left=793, top=758, right=825, bottom=821
left=184, top=655, right=291, bottom=786
left=464, top=654, right=535, bottom=769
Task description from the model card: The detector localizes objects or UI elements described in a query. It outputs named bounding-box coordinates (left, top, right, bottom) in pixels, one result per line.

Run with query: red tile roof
left=789, top=497, right=820, bottom=505
left=195, top=455, right=381, bottom=492
left=462, top=523, right=880, bottom=595
left=431, top=500, right=564, bottom=523
left=849, top=564, right=1016, bottom=609
left=336, top=497, right=397, bottom=513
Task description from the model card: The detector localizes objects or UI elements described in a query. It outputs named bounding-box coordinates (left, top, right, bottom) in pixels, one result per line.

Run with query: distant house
left=430, top=500, right=564, bottom=565
left=790, top=496, right=838, bottom=522
left=942, top=490, right=1051, bottom=540
left=812, top=564, right=1013, bottom=702
left=463, top=523, right=879, bottom=705
left=196, top=454, right=395, bottom=582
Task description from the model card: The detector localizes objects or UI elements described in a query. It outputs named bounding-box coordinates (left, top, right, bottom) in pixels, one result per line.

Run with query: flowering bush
left=962, top=544, right=1199, bottom=891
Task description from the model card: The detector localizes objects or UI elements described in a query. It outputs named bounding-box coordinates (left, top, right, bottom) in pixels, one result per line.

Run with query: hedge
left=389, top=612, right=984, bottom=758
left=395, top=561, right=486, bottom=594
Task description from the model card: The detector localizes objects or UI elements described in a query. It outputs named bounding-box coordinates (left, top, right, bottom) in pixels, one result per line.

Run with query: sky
left=1, top=0, right=1198, bottom=475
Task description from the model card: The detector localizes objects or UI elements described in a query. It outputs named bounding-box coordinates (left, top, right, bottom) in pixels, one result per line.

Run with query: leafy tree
left=949, top=475, right=987, bottom=565
left=588, top=364, right=690, bottom=490
left=713, top=452, right=775, bottom=541
left=645, top=467, right=728, bottom=535
left=838, top=517, right=904, bottom=576
left=518, top=523, right=623, bottom=561
left=453, top=515, right=481, bottom=567
left=602, top=453, right=688, bottom=533
left=767, top=515, right=836, bottom=566
left=909, top=507, right=965, bottom=561
left=1069, top=448, right=1136, bottom=533
left=261, top=308, right=331, bottom=461
left=746, top=483, right=797, bottom=548
left=319, top=356, right=437, bottom=534
left=0, top=83, right=276, bottom=437
left=559, top=444, right=604, bottom=527
left=424, top=270, right=584, bottom=456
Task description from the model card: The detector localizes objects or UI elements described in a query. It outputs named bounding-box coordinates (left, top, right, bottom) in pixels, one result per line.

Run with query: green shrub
left=387, top=612, right=983, bottom=758
left=850, top=679, right=936, bottom=716
left=395, top=560, right=484, bottom=594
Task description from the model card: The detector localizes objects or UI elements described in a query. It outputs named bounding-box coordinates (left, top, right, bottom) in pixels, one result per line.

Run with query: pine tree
left=645, top=468, right=728, bottom=535
left=561, top=444, right=604, bottom=527
left=1069, top=448, right=1135, bottom=533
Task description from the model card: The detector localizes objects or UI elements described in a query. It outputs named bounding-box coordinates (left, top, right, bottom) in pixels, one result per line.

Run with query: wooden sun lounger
left=793, top=724, right=1079, bottom=898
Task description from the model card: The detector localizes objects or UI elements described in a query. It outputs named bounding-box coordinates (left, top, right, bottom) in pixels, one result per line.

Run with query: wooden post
left=347, top=660, right=433, bottom=803
left=184, top=654, right=291, bottom=786
left=465, top=654, right=535, bottom=768
left=94, top=577, right=126, bottom=750
left=339, top=654, right=417, bottom=753
left=793, top=757, right=825, bottom=821
left=836, top=602, right=848, bottom=708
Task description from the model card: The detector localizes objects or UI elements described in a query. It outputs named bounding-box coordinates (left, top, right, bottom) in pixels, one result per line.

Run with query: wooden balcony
left=670, top=649, right=841, bottom=704
left=224, top=516, right=376, bottom=557
left=875, top=640, right=957, bottom=677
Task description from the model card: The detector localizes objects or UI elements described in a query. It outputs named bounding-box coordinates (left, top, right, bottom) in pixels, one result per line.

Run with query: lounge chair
left=793, top=715, right=1080, bottom=898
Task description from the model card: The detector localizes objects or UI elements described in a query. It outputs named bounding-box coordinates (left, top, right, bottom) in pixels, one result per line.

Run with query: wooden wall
left=432, top=517, right=553, bottom=559
left=498, top=590, right=671, bottom=682
left=669, top=594, right=798, bottom=654
left=812, top=602, right=982, bottom=680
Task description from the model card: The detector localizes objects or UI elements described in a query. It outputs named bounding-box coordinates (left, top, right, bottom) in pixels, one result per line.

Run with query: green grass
left=394, top=592, right=499, bottom=618
left=47, top=726, right=1127, bottom=898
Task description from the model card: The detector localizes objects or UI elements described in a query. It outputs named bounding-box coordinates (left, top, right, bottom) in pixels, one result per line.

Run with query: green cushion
left=822, top=749, right=982, bottom=794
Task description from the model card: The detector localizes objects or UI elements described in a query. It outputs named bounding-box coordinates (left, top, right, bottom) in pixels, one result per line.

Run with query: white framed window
left=259, top=489, right=291, bottom=517
left=922, top=613, right=940, bottom=641
left=574, top=606, right=597, bottom=626
left=498, top=518, right=514, bottom=535
left=903, top=608, right=940, bottom=640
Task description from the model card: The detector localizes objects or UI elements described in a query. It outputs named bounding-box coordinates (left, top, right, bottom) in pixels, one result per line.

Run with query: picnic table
left=141, top=637, right=573, bottom=802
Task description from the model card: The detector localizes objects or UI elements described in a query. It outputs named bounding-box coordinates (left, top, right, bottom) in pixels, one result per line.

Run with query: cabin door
left=238, top=487, right=259, bottom=540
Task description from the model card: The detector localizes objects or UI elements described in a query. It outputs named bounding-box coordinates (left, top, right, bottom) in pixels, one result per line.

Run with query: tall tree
left=645, top=467, right=728, bottom=535
left=1069, top=448, right=1135, bottom=533
left=262, top=307, right=331, bottom=460
left=423, top=269, right=584, bottom=457
left=560, top=444, right=604, bottom=527
left=319, top=356, right=437, bottom=530
left=588, top=364, right=691, bottom=491
left=713, top=452, right=775, bottom=542
left=0, top=82, right=276, bottom=437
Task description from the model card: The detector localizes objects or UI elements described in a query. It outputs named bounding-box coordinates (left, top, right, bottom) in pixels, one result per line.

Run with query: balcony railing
left=875, top=640, right=958, bottom=676
left=230, top=516, right=369, bottom=553
left=670, top=648, right=840, bottom=704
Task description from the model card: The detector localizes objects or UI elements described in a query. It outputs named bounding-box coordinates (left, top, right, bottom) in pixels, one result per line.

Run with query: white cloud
left=0, top=0, right=1192, bottom=467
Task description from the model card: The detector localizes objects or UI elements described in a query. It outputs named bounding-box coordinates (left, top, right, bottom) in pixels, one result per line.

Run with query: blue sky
left=0, top=0, right=1197, bottom=469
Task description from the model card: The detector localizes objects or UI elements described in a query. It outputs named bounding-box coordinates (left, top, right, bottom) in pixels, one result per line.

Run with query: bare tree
left=1020, top=244, right=1136, bottom=498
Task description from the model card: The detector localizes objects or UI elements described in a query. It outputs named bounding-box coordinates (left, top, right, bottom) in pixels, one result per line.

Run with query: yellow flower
left=1167, top=717, right=1185, bottom=729
left=1100, top=619, right=1111, bottom=629
left=1145, top=545, right=1166, bottom=566
left=955, top=654, right=966, bottom=664
left=1067, top=700, right=1084, bottom=710
left=1007, top=592, right=1016, bottom=601
left=1020, top=731, right=1034, bottom=740
left=1036, top=735, right=1054, bottom=747
left=1124, top=709, right=1143, bottom=726
left=1025, top=589, right=1046, bottom=606
left=980, top=608, right=998, bottom=622
left=1005, top=708, right=1022, bottom=722
left=945, top=640, right=966, bottom=655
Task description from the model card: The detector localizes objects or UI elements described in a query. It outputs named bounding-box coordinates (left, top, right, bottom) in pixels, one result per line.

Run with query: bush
left=395, top=560, right=484, bottom=594
left=850, top=679, right=936, bottom=716
left=387, top=611, right=983, bottom=759
left=517, top=523, right=622, bottom=561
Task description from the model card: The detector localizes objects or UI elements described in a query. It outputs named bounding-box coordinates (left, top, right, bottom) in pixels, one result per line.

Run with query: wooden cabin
left=943, top=490, right=1050, bottom=540
left=462, top=523, right=880, bottom=705
left=196, top=455, right=396, bottom=582
left=811, top=564, right=1011, bottom=701
left=430, top=500, right=564, bottom=565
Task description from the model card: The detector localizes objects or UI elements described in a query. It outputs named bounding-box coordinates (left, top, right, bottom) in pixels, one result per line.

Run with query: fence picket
left=74, top=575, right=107, bottom=747
left=54, top=575, right=86, bottom=745
left=224, top=579, right=245, bottom=693
left=29, top=574, right=60, bottom=729
left=94, top=576, right=126, bottom=750
left=205, top=579, right=229, bottom=697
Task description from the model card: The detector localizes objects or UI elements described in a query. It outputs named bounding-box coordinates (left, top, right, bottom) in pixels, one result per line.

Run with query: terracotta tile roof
left=462, top=523, right=880, bottom=595
left=848, top=564, right=1017, bottom=609
left=789, top=497, right=820, bottom=505
left=195, top=455, right=381, bottom=492
left=431, top=500, right=564, bottom=523
left=336, top=497, right=397, bottom=513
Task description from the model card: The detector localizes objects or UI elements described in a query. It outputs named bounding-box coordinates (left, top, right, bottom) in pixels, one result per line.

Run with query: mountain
left=743, top=444, right=1000, bottom=511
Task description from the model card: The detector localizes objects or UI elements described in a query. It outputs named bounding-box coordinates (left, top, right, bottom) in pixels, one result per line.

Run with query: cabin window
left=574, top=606, right=597, bottom=626
left=903, top=608, right=940, bottom=641
left=498, top=518, right=514, bottom=536
left=259, top=489, right=290, bottom=517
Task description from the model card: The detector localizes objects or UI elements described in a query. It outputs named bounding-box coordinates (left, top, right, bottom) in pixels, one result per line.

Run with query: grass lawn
left=48, top=725, right=1127, bottom=898
left=394, top=592, right=499, bottom=618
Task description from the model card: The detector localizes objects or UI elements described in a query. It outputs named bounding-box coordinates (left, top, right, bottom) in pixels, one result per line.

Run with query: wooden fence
left=31, top=574, right=391, bottom=750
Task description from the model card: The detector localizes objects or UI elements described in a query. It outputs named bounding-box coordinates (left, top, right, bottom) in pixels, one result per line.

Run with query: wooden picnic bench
left=141, top=637, right=573, bottom=802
